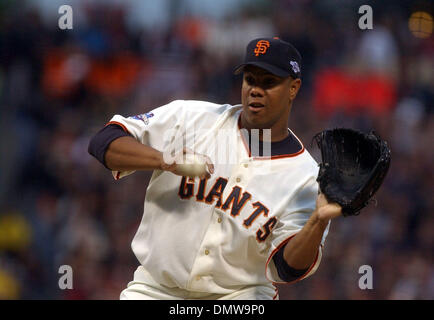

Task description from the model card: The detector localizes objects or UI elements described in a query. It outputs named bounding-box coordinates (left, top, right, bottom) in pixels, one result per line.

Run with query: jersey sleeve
left=106, top=100, right=187, bottom=180
left=265, top=174, right=330, bottom=284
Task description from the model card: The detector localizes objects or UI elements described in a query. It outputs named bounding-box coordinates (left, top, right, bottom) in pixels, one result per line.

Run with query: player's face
left=240, top=66, right=301, bottom=138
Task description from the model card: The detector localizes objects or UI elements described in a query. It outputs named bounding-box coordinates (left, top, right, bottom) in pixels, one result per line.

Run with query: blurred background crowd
left=0, top=0, right=432, bottom=299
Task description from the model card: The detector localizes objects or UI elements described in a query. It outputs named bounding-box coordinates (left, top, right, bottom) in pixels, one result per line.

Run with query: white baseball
left=176, top=153, right=208, bottom=177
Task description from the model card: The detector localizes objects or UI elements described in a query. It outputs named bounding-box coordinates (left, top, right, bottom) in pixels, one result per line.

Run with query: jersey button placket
left=187, top=212, right=220, bottom=290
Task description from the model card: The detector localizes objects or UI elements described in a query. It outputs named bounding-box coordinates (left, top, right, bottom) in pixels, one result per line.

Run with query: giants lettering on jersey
left=178, top=176, right=278, bottom=242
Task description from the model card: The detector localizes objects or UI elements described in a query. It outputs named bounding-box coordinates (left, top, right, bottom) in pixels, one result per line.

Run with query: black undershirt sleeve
left=88, top=124, right=132, bottom=169
left=272, top=243, right=309, bottom=282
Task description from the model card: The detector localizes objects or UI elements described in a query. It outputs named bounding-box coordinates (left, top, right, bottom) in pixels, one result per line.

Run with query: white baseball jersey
left=107, top=100, right=329, bottom=295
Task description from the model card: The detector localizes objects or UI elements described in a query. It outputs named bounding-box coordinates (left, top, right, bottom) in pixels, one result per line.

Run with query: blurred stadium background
left=0, top=0, right=432, bottom=299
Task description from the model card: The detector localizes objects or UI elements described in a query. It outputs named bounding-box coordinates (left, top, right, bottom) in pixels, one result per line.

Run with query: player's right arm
left=89, top=125, right=214, bottom=180
left=88, top=101, right=215, bottom=179
left=104, top=135, right=166, bottom=172
left=88, top=101, right=184, bottom=178
left=107, top=135, right=214, bottom=177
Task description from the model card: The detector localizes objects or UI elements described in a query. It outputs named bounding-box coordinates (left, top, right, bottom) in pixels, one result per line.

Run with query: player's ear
left=289, top=78, right=301, bottom=100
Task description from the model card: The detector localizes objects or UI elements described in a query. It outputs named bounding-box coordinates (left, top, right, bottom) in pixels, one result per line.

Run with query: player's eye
left=245, top=75, right=255, bottom=85
left=263, top=77, right=278, bottom=88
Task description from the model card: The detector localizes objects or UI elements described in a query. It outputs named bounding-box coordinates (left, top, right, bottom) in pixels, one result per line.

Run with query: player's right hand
left=161, top=147, right=214, bottom=179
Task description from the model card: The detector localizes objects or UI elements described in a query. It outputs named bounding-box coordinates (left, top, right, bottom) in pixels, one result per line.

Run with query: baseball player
left=88, top=37, right=342, bottom=300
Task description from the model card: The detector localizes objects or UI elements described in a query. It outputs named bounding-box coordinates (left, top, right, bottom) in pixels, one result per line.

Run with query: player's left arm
left=283, top=193, right=341, bottom=270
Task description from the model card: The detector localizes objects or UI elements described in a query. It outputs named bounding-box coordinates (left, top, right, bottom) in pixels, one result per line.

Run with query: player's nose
left=250, top=86, right=264, bottom=97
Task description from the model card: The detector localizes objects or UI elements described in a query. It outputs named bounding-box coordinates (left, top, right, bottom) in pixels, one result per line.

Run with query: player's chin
left=243, top=107, right=265, bottom=122
left=244, top=116, right=269, bottom=130
left=242, top=105, right=269, bottom=128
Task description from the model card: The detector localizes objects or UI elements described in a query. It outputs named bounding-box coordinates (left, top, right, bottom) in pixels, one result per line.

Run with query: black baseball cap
left=234, top=37, right=302, bottom=79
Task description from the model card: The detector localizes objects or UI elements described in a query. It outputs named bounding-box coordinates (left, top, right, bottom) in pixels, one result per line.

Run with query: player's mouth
left=248, top=102, right=265, bottom=112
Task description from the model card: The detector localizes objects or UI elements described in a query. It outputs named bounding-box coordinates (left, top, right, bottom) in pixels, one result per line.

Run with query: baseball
left=176, top=153, right=208, bottom=177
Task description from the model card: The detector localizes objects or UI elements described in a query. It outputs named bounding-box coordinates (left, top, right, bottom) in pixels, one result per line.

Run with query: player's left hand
left=315, top=193, right=342, bottom=221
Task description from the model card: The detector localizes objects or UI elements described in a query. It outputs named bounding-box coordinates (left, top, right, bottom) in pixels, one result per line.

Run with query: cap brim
left=233, top=62, right=291, bottom=78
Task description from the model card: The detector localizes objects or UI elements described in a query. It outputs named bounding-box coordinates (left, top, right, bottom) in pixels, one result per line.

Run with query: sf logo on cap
left=254, top=40, right=270, bottom=56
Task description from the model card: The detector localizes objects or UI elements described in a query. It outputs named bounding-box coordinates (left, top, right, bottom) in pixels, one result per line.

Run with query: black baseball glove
left=314, top=128, right=391, bottom=217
